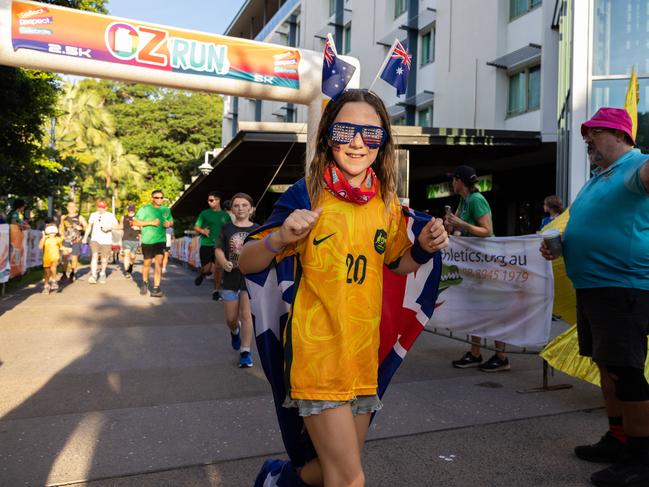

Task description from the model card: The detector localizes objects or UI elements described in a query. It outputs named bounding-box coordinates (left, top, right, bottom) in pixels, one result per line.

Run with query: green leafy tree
left=0, top=68, right=70, bottom=197
left=93, top=138, right=147, bottom=203
left=89, top=81, right=222, bottom=201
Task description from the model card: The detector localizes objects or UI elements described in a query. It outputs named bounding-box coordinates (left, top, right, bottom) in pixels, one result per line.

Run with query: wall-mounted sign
left=11, top=0, right=301, bottom=89
left=427, top=175, right=493, bottom=199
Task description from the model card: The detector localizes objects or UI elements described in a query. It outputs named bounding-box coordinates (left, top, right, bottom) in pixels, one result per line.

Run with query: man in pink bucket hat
left=541, top=107, right=649, bottom=486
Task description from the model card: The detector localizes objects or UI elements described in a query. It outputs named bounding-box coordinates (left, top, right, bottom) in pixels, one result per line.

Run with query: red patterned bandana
left=323, top=164, right=378, bottom=205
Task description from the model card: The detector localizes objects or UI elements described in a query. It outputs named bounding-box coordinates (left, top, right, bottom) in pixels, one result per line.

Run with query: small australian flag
left=322, top=33, right=356, bottom=100
left=379, top=39, right=412, bottom=96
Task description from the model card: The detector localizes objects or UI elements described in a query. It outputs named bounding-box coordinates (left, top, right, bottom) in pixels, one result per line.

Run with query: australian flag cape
left=245, top=178, right=442, bottom=482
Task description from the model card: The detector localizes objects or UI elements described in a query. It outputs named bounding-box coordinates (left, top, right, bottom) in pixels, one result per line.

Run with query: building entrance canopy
left=171, top=123, right=543, bottom=217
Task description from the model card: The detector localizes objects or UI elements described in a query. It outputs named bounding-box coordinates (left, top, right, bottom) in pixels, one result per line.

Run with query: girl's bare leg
left=300, top=404, right=368, bottom=487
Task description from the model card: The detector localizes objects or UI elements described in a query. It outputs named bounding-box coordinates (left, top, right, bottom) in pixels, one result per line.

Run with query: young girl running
left=215, top=193, right=259, bottom=368
left=240, top=89, right=448, bottom=487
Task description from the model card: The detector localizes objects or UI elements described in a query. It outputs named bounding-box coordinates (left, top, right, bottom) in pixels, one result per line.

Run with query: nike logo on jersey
left=313, top=233, right=335, bottom=246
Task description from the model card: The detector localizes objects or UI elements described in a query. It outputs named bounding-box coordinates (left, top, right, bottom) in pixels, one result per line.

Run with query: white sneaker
left=99, top=272, right=107, bottom=284
left=88, top=275, right=97, bottom=284
left=49, top=280, right=59, bottom=291
left=162, top=267, right=167, bottom=275
left=42, top=284, right=50, bottom=294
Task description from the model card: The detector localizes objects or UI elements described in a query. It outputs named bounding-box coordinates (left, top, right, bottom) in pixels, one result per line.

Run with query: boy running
left=194, top=192, right=231, bottom=300
left=215, top=193, right=259, bottom=367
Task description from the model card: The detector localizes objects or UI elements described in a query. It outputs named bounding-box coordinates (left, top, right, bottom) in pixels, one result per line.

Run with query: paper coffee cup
left=542, top=229, right=562, bottom=258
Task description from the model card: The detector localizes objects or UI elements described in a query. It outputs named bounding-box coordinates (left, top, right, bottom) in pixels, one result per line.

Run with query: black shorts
left=576, top=287, right=649, bottom=369
left=200, top=245, right=215, bottom=266
left=141, top=242, right=165, bottom=260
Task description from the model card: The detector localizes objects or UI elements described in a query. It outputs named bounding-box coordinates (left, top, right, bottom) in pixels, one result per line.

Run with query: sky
left=104, top=0, right=246, bottom=35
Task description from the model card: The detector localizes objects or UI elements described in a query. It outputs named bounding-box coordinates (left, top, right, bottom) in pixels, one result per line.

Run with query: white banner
left=25, top=230, right=42, bottom=268
left=428, top=235, right=554, bottom=347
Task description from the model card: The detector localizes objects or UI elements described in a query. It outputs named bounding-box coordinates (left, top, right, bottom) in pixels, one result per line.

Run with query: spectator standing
left=59, top=201, right=87, bottom=282
left=215, top=193, right=259, bottom=368
left=83, top=200, right=118, bottom=284
left=8, top=198, right=30, bottom=230
left=134, top=190, right=173, bottom=297
left=120, top=204, right=140, bottom=279
left=39, top=221, right=62, bottom=294
left=193, top=192, right=231, bottom=300
left=445, top=165, right=509, bottom=372
left=541, top=107, right=649, bottom=487
left=540, top=195, right=564, bottom=229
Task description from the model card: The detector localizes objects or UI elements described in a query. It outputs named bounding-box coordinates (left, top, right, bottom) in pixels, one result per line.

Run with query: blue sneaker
left=239, top=351, right=253, bottom=368
left=230, top=329, right=241, bottom=351
left=254, top=459, right=307, bottom=487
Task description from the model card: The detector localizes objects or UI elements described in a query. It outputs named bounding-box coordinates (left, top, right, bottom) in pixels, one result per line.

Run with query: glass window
left=343, top=23, right=351, bottom=54
left=508, top=65, right=541, bottom=116
left=592, top=77, right=649, bottom=150
left=593, top=0, right=649, bottom=76
left=528, top=65, right=541, bottom=110
left=393, top=116, right=406, bottom=126
left=329, top=0, right=336, bottom=16
left=508, top=72, right=526, bottom=115
left=418, top=106, right=433, bottom=127
left=395, top=0, right=407, bottom=18
left=421, top=30, right=434, bottom=65
left=510, top=0, right=541, bottom=19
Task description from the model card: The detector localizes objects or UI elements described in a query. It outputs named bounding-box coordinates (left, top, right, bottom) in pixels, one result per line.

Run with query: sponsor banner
left=0, top=224, right=10, bottom=284
left=187, top=236, right=200, bottom=268
left=9, top=224, right=28, bottom=278
left=11, top=0, right=301, bottom=89
left=428, top=235, right=554, bottom=347
left=25, top=230, right=43, bottom=268
left=169, top=236, right=200, bottom=268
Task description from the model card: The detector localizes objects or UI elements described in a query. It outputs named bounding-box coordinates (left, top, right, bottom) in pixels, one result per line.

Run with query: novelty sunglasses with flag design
left=328, top=122, right=387, bottom=149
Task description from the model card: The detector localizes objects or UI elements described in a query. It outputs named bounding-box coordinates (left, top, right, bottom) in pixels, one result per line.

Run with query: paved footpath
left=0, top=261, right=609, bottom=486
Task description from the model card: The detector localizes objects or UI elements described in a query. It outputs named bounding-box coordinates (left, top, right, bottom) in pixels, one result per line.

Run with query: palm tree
left=51, top=82, right=114, bottom=162
left=93, top=139, right=148, bottom=206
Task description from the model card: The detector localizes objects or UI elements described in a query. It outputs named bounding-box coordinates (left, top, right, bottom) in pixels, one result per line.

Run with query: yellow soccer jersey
left=42, top=236, right=62, bottom=267
left=271, top=190, right=412, bottom=401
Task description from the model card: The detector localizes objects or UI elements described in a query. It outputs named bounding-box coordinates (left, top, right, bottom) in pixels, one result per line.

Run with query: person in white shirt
left=82, top=200, right=118, bottom=284
left=162, top=225, right=173, bottom=274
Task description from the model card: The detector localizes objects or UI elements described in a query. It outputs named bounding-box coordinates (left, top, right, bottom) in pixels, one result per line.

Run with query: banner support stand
left=516, top=359, right=573, bottom=394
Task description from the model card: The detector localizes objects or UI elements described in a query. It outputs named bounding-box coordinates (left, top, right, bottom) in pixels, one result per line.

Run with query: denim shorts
left=283, top=395, right=383, bottom=417
left=221, top=289, right=242, bottom=301
left=122, top=240, right=139, bottom=252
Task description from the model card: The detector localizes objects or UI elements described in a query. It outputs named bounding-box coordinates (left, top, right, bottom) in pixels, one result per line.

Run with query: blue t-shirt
left=563, top=148, right=649, bottom=290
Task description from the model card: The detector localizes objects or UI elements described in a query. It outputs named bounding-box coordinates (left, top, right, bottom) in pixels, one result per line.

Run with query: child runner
left=39, top=221, right=63, bottom=294
left=240, top=89, right=448, bottom=486
left=215, top=193, right=260, bottom=368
